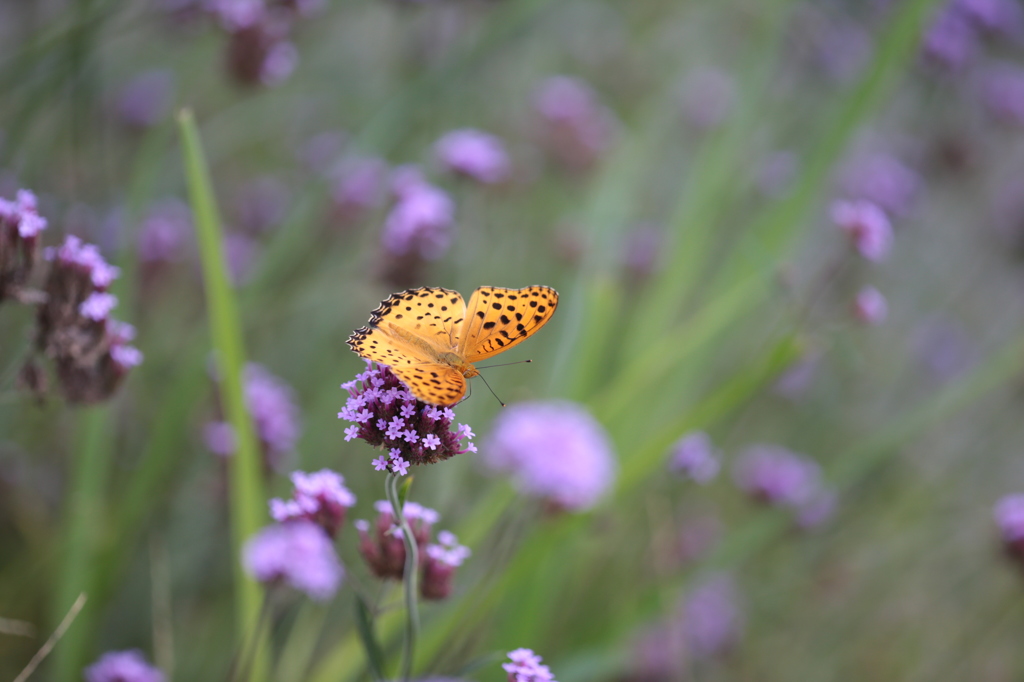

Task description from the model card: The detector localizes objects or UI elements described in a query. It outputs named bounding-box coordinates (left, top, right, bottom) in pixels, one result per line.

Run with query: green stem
left=177, top=109, right=267, bottom=680
left=385, top=473, right=419, bottom=682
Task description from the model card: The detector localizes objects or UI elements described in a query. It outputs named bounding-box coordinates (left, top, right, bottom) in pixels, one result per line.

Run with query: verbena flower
left=243, top=521, right=343, bottom=601
left=206, top=363, right=301, bottom=470
left=682, top=573, right=743, bottom=659
left=838, top=153, right=919, bottom=217
left=137, top=199, right=192, bottom=264
left=338, top=363, right=476, bottom=469
left=35, top=234, right=142, bottom=403
left=434, top=129, right=510, bottom=184
left=503, top=648, right=557, bottom=682
left=381, top=167, right=455, bottom=260
left=733, top=445, right=821, bottom=508
left=421, top=529, right=471, bottom=600
left=355, top=500, right=448, bottom=580
left=84, top=650, right=164, bottom=682
left=533, top=75, right=617, bottom=171
left=331, top=156, right=389, bottom=220
left=981, top=64, right=1024, bottom=126
left=270, top=469, right=356, bottom=537
left=994, top=493, right=1024, bottom=563
left=831, top=200, right=892, bottom=262
left=853, top=286, right=888, bottom=325
left=113, top=70, right=174, bottom=130
left=667, top=431, right=720, bottom=484
left=923, top=7, right=977, bottom=70
left=481, top=400, right=616, bottom=511
left=0, top=189, right=47, bottom=303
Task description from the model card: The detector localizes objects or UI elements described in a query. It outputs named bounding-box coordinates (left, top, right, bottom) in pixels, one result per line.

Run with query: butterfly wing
left=390, top=364, right=467, bottom=406
left=458, top=285, right=558, bottom=362
left=348, top=287, right=467, bottom=368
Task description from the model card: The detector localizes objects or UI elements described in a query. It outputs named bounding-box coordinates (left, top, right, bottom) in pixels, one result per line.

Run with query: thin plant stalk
left=385, top=473, right=419, bottom=682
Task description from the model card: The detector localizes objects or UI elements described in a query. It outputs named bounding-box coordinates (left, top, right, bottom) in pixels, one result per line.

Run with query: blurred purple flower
left=503, top=648, right=557, bottom=682
left=244, top=363, right=301, bottom=456
left=204, top=421, right=237, bottom=456
left=422, top=529, right=471, bottom=600
left=331, top=156, right=389, bottom=217
left=667, top=431, right=720, bottom=484
left=923, top=7, right=978, bottom=70
left=223, top=232, right=259, bottom=284
left=434, top=129, right=510, bottom=184
left=682, top=573, right=743, bottom=659
left=114, top=70, right=174, bottom=129
left=138, top=199, right=192, bottom=263
left=773, top=351, right=821, bottom=401
left=534, top=75, right=617, bottom=171
left=733, top=445, right=822, bottom=507
left=831, top=199, right=893, bottom=262
left=79, top=292, right=118, bottom=321
left=678, top=67, right=736, bottom=130
left=482, top=400, right=616, bottom=511
left=981, top=64, right=1024, bottom=126
left=84, top=650, right=164, bottom=682
left=338, top=362, right=476, bottom=467
left=355, top=500, right=439, bottom=580
left=270, top=469, right=356, bottom=537
left=233, top=176, right=290, bottom=234
left=210, top=0, right=265, bottom=30
left=1, top=188, right=47, bottom=301
left=382, top=169, right=454, bottom=260
left=243, top=521, right=342, bottom=600
left=839, top=153, right=920, bottom=217
left=853, top=286, right=888, bottom=325
left=994, top=494, right=1024, bottom=565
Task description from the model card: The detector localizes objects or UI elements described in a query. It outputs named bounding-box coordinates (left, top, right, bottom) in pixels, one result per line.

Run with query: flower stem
left=385, top=473, right=419, bottom=682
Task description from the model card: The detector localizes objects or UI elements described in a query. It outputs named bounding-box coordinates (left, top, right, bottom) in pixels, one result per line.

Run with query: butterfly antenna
left=476, top=359, right=533, bottom=370
left=476, top=373, right=506, bottom=407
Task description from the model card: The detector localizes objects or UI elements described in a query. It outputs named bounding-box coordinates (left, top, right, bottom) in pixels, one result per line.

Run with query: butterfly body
left=348, top=286, right=558, bottom=405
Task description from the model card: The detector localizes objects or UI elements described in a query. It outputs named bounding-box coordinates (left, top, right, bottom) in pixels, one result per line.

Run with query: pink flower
left=853, top=286, right=888, bottom=325
left=831, top=200, right=892, bottom=262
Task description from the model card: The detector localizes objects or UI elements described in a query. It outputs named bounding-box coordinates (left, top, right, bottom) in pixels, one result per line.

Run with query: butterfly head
left=437, top=351, right=479, bottom=379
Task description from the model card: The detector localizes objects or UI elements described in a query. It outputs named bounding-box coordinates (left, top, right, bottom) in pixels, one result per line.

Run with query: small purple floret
left=243, top=521, right=343, bottom=601
left=84, top=650, right=165, bottom=682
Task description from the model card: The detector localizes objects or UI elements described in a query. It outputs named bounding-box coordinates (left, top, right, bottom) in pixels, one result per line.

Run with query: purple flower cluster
left=84, top=650, right=164, bottom=682
left=838, top=153, right=920, bottom=218
left=853, top=286, right=888, bottom=325
left=330, top=156, right=389, bottom=221
left=202, top=0, right=323, bottom=87
left=381, top=166, right=455, bottom=261
left=733, top=445, right=837, bottom=528
left=434, top=129, right=510, bottom=184
left=503, top=648, right=557, bottom=682
left=354, top=501, right=470, bottom=599
left=338, top=362, right=476, bottom=470
left=482, top=400, right=616, bottom=511
left=533, top=75, right=617, bottom=171
left=35, top=234, right=143, bottom=403
left=0, top=189, right=47, bottom=302
left=667, top=431, right=720, bottom=484
left=923, top=0, right=1023, bottom=70
left=994, top=493, right=1024, bottom=564
left=206, top=363, right=301, bottom=469
left=981, top=63, right=1024, bottom=126
left=831, top=200, right=893, bottom=262
left=243, top=520, right=342, bottom=601
left=682, top=574, right=743, bottom=659
left=269, top=469, right=356, bottom=537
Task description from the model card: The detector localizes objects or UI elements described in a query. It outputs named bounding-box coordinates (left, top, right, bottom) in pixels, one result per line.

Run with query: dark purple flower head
left=434, top=129, right=510, bottom=184
left=114, top=70, right=175, bottom=129
left=952, top=0, right=1024, bottom=35
left=84, top=650, right=164, bottom=682
left=682, top=574, right=743, bottom=659
left=667, top=431, right=720, bottom=484
left=381, top=170, right=455, bottom=261
left=338, top=362, right=476, bottom=469
left=138, top=199, right=192, bottom=264
left=533, top=75, right=617, bottom=171
left=482, top=400, right=616, bottom=511
left=994, top=494, right=1024, bottom=566
left=354, top=500, right=444, bottom=580
left=421, top=529, right=471, bottom=600
left=0, top=189, right=48, bottom=301
left=503, top=648, right=557, bottom=682
left=839, top=153, right=920, bottom=217
left=270, top=469, right=356, bottom=537
left=223, top=12, right=298, bottom=87
left=678, top=67, right=737, bottom=130
left=853, top=286, right=888, bottom=325
left=243, top=521, right=343, bottom=600
left=981, top=64, right=1024, bottom=126
left=831, top=199, right=892, bottom=262
left=733, top=445, right=821, bottom=508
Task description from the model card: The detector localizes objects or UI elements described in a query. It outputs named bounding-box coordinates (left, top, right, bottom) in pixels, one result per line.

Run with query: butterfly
left=347, top=285, right=558, bottom=406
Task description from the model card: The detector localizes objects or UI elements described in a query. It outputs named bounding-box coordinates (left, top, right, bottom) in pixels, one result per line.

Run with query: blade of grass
left=177, top=108, right=267, bottom=679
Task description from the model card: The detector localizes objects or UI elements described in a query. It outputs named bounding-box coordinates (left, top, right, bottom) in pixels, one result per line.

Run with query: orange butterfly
left=347, top=286, right=558, bottom=405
